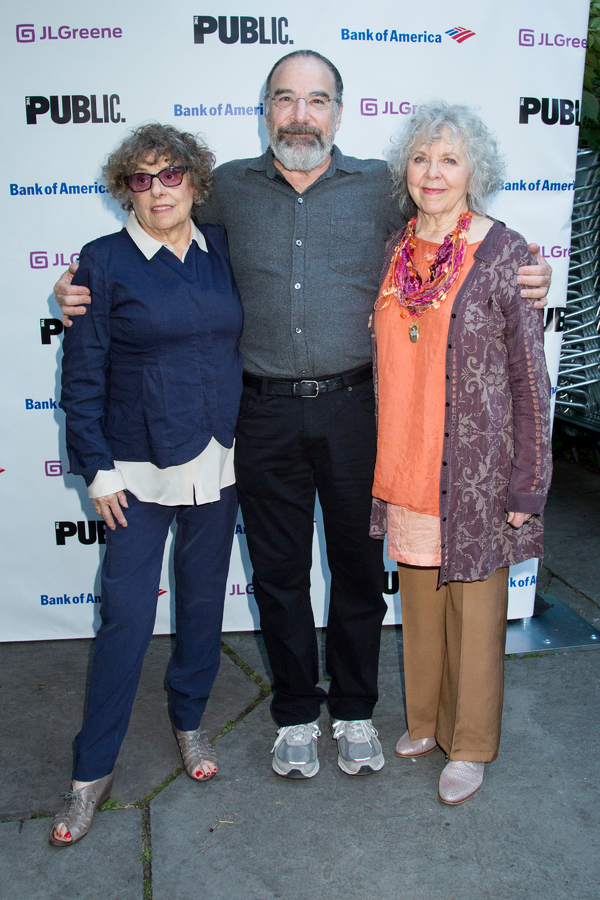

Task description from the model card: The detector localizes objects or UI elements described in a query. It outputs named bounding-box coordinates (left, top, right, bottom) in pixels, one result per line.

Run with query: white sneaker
left=331, top=719, right=384, bottom=775
left=271, top=722, right=321, bottom=778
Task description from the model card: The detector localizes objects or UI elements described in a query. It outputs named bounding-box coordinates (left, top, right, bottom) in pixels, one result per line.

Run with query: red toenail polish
left=64, top=832, right=71, bottom=839
left=196, top=771, right=202, bottom=777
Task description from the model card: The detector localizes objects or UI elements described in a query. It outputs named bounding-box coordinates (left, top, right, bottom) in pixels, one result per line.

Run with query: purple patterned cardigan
left=370, top=220, right=552, bottom=587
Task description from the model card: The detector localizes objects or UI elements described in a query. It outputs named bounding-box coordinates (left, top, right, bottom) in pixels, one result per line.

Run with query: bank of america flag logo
left=446, top=26, right=476, bottom=43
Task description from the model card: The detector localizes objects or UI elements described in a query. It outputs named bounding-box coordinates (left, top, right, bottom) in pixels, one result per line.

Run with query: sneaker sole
left=337, top=755, right=385, bottom=776
left=272, top=759, right=320, bottom=779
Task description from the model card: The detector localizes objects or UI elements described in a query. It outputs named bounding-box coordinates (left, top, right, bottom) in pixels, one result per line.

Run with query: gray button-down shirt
left=195, top=146, right=404, bottom=378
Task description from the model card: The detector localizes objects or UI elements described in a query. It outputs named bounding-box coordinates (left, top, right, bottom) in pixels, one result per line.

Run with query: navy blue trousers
left=73, top=485, right=237, bottom=782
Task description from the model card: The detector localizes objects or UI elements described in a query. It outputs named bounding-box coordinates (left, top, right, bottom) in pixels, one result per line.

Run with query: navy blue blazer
left=61, top=223, right=243, bottom=486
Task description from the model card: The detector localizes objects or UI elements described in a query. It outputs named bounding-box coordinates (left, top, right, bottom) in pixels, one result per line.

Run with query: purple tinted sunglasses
left=125, top=166, right=188, bottom=192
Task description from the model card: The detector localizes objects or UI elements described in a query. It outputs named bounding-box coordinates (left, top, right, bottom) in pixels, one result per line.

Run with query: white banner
left=0, top=0, right=587, bottom=640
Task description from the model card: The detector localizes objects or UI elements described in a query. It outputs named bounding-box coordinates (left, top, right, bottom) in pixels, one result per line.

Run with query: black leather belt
left=242, top=364, right=373, bottom=398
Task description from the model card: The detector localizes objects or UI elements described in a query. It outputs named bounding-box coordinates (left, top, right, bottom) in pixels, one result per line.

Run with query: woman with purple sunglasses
left=50, top=123, right=243, bottom=847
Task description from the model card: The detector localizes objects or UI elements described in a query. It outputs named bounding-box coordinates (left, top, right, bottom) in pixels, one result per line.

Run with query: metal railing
left=555, top=149, right=600, bottom=432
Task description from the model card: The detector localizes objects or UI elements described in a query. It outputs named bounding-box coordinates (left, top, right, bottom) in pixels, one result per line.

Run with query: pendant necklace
left=375, top=211, right=472, bottom=343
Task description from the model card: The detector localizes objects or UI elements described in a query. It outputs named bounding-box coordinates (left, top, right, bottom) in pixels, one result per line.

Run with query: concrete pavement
left=1, top=459, right=599, bottom=900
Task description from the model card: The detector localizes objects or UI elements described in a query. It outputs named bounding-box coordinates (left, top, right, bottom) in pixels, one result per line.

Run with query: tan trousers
left=398, top=565, right=509, bottom=762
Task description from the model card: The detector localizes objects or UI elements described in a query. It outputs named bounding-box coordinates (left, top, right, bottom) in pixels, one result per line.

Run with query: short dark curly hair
left=102, top=123, right=215, bottom=211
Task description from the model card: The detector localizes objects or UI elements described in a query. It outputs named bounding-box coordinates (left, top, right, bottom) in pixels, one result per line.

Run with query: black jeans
left=235, top=377, right=387, bottom=726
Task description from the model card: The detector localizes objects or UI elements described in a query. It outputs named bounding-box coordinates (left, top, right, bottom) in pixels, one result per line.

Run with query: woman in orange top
left=371, top=101, right=552, bottom=804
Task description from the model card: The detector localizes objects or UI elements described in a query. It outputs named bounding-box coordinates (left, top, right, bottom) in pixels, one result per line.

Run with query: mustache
left=276, top=123, right=325, bottom=142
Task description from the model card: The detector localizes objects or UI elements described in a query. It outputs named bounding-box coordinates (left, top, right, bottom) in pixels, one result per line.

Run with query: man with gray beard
left=196, top=50, right=401, bottom=780
left=55, top=49, right=551, bottom=781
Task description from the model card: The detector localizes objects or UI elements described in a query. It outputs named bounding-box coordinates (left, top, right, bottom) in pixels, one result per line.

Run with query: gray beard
left=269, top=126, right=334, bottom=173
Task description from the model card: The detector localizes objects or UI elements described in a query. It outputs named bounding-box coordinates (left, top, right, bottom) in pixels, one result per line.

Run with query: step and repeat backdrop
left=0, top=0, right=589, bottom=640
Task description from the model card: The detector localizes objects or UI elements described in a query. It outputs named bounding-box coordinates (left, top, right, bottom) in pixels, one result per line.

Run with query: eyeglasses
left=269, top=94, right=336, bottom=111
left=125, top=166, right=188, bottom=192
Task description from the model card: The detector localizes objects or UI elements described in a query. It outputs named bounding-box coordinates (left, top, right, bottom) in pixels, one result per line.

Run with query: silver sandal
left=173, top=727, right=218, bottom=781
left=49, top=771, right=115, bottom=847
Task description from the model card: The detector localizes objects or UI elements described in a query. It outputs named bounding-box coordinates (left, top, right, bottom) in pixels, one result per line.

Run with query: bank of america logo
left=446, top=26, right=476, bottom=43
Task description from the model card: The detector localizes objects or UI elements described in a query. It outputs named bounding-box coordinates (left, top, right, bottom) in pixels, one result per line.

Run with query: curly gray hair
left=102, top=123, right=215, bottom=211
left=387, top=101, right=506, bottom=218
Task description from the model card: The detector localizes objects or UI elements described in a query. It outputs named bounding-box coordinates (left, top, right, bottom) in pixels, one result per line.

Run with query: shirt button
left=298, top=198, right=304, bottom=203
left=294, top=283, right=301, bottom=290
left=295, top=327, right=302, bottom=333
left=445, top=432, right=449, bottom=437
left=448, top=344, right=453, bottom=349
left=442, top=461, right=447, bottom=466
left=446, top=402, right=450, bottom=407
left=451, top=314, right=456, bottom=318
left=296, top=239, right=302, bottom=246
left=442, top=517, right=447, bottom=522
left=442, top=490, right=447, bottom=495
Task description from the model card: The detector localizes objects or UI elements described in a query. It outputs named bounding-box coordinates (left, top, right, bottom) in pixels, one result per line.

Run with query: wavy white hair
left=388, top=100, right=506, bottom=218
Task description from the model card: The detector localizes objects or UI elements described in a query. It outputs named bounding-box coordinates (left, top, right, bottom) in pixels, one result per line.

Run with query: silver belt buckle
left=300, top=380, right=319, bottom=398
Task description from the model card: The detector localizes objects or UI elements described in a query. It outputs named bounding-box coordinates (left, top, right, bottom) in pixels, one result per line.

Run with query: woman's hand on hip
left=506, top=511, right=532, bottom=529
left=92, top=491, right=129, bottom=530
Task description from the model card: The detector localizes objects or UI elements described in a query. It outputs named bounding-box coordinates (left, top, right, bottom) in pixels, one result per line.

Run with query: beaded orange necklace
left=376, top=212, right=472, bottom=329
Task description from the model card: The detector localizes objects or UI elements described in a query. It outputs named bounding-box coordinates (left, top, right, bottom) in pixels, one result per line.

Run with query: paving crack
left=0, top=634, right=273, bottom=900
left=219, top=640, right=272, bottom=694
left=213, top=640, right=272, bottom=743
left=140, top=806, right=153, bottom=900
left=543, top=567, right=600, bottom=608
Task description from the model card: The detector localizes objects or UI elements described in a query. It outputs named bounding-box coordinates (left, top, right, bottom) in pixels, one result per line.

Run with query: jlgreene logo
left=26, top=94, right=124, bottom=125
left=194, top=16, right=291, bottom=45
left=31, top=251, right=79, bottom=269
left=520, top=98, right=581, bottom=125
left=361, top=99, right=422, bottom=116
left=17, top=23, right=122, bottom=42
left=519, top=29, right=587, bottom=48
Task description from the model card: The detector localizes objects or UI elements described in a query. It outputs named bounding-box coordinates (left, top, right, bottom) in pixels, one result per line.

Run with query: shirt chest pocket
left=328, top=217, right=378, bottom=278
